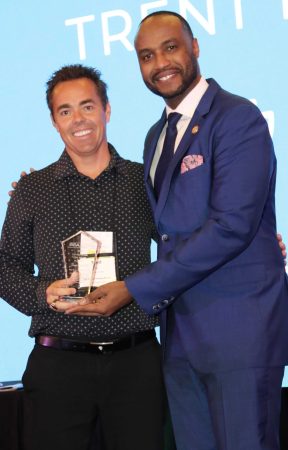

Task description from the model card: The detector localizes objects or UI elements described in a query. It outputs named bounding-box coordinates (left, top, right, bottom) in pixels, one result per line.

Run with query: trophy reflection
left=61, top=231, right=101, bottom=301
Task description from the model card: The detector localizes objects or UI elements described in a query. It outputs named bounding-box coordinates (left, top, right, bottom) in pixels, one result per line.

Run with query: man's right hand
left=46, top=272, right=79, bottom=313
left=8, top=168, right=35, bottom=197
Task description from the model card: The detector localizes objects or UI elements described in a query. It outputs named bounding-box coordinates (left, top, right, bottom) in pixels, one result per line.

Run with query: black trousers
left=22, top=337, right=167, bottom=450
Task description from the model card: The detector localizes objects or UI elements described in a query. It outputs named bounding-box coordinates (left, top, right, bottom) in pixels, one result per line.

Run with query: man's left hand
left=65, top=281, right=133, bottom=316
left=277, top=233, right=287, bottom=264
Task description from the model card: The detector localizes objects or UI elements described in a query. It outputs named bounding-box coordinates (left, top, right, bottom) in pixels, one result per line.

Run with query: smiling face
left=51, top=77, right=111, bottom=162
left=135, top=14, right=200, bottom=109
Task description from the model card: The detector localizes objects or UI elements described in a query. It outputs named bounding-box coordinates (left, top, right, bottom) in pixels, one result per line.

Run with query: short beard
left=145, top=80, right=192, bottom=100
left=144, top=57, right=199, bottom=101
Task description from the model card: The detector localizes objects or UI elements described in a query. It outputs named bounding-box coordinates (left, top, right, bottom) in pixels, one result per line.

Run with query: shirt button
left=161, top=234, right=169, bottom=242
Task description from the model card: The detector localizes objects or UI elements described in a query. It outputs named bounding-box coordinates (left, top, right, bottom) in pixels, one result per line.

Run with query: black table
left=0, top=387, right=22, bottom=450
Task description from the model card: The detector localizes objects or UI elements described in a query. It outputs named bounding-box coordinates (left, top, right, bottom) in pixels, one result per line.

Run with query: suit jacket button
left=162, top=234, right=169, bottom=242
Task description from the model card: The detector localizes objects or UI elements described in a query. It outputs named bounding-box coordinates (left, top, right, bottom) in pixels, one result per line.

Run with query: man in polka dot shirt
left=0, top=65, right=170, bottom=450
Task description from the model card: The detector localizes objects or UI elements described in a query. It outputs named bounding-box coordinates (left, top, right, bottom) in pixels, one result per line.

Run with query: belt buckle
left=89, top=340, right=114, bottom=352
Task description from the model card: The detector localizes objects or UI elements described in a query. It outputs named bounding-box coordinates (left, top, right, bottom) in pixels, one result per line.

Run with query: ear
left=192, top=38, right=200, bottom=58
left=105, top=102, right=111, bottom=123
left=51, top=113, right=59, bottom=132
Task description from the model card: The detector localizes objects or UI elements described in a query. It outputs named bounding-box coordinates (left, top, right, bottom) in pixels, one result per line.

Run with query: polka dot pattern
left=0, top=145, right=159, bottom=340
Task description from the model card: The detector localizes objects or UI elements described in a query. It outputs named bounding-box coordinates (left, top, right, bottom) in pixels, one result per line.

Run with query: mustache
left=151, top=67, right=181, bottom=82
left=71, top=119, right=93, bottom=130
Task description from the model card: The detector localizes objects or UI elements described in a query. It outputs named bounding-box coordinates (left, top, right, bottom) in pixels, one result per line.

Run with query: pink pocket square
left=181, top=154, right=204, bottom=174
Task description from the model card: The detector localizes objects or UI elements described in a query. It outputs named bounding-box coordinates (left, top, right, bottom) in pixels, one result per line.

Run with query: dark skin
left=134, top=14, right=201, bottom=109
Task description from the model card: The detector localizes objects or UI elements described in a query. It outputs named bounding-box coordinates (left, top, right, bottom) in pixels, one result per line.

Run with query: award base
left=62, top=286, right=97, bottom=302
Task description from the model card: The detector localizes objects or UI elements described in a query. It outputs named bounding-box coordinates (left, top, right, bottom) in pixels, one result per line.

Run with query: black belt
left=35, top=330, right=155, bottom=354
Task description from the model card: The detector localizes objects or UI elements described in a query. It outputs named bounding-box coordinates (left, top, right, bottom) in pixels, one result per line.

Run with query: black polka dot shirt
left=0, top=145, right=159, bottom=340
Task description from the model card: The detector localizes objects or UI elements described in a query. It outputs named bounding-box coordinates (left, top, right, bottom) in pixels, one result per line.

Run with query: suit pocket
left=173, top=160, right=211, bottom=217
left=180, top=161, right=205, bottom=177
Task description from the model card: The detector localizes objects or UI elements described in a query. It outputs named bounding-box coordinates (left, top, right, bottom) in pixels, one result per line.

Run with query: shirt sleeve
left=0, top=181, right=48, bottom=316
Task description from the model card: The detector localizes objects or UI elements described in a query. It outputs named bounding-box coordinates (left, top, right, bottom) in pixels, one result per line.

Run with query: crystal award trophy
left=61, top=230, right=101, bottom=301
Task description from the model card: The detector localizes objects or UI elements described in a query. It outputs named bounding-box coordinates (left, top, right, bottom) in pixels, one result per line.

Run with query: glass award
left=61, top=231, right=101, bottom=301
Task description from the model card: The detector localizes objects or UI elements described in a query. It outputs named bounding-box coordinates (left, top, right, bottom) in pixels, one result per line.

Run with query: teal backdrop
left=0, top=0, right=287, bottom=382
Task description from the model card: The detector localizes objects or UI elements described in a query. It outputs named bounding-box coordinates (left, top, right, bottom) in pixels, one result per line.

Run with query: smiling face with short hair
left=135, top=14, right=201, bottom=109
left=51, top=77, right=111, bottom=164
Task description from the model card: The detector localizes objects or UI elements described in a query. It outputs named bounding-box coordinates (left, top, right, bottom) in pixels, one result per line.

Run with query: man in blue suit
left=66, top=11, right=288, bottom=450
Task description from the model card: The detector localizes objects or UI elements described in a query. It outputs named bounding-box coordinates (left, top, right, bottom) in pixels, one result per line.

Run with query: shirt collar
left=54, top=143, right=128, bottom=180
left=166, top=76, right=209, bottom=119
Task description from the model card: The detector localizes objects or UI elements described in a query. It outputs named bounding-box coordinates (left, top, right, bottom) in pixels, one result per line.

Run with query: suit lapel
left=154, top=79, right=220, bottom=224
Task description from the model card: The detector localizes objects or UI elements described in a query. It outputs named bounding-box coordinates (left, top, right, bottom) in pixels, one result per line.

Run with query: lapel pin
left=191, top=125, right=199, bottom=134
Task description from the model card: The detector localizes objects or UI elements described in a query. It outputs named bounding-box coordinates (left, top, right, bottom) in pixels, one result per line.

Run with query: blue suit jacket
left=126, top=79, right=288, bottom=372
